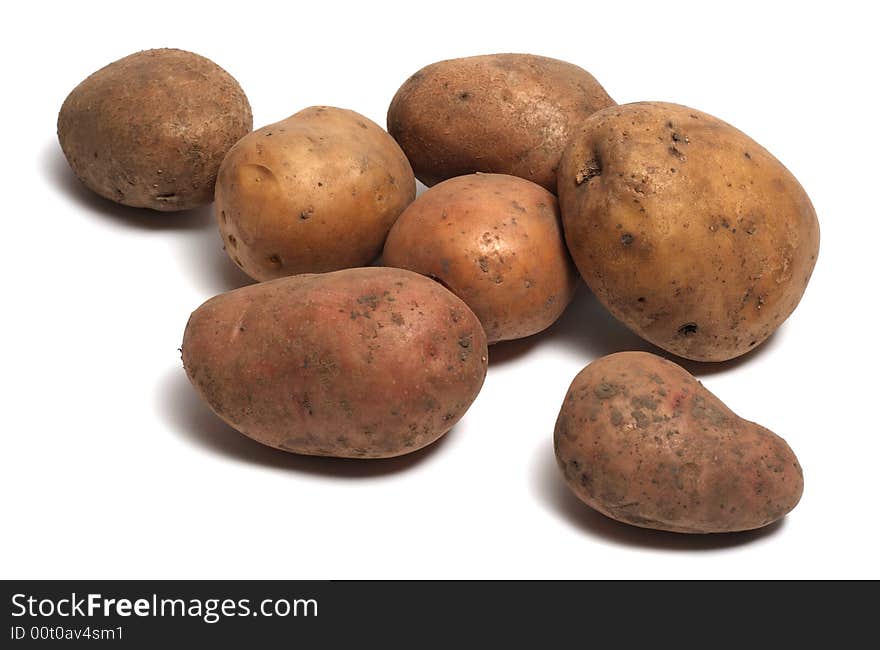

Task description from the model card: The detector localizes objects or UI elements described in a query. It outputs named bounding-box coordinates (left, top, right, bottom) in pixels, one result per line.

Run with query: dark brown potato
left=215, top=106, right=416, bottom=281
left=57, top=48, right=252, bottom=211
left=181, top=267, right=488, bottom=458
left=558, top=102, right=820, bottom=361
left=554, top=352, right=804, bottom=533
left=383, top=173, right=579, bottom=343
left=387, top=54, right=615, bottom=192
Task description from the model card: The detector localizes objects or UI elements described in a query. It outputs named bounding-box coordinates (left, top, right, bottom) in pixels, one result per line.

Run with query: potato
left=383, top=173, right=578, bottom=343
left=554, top=351, right=803, bottom=533
left=387, top=54, right=615, bottom=192
left=181, top=267, right=487, bottom=458
left=57, top=48, right=252, bottom=211
left=558, top=102, right=820, bottom=361
left=215, top=107, right=415, bottom=281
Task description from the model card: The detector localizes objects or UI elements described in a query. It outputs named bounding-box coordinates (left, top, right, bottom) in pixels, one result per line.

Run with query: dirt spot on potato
left=575, top=158, right=602, bottom=185
left=691, top=396, right=727, bottom=427
left=458, top=336, right=473, bottom=361
left=631, top=395, right=658, bottom=411
left=593, top=382, right=618, bottom=399
left=631, top=409, right=649, bottom=428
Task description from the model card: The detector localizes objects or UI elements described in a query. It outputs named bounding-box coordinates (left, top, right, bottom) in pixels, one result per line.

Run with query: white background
left=2, top=0, right=877, bottom=579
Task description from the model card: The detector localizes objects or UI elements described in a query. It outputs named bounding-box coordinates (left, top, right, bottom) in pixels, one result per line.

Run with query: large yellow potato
left=58, top=48, right=252, bottom=211
left=215, top=107, right=415, bottom=281
left=558, top=102, right=820, bottom=361
left=181, top=267, right=488, bottom=458
left=387, top=54, right=615, bottom=192
left=554, top=352, right=803, bottom=533
left=383, top=173, right=578, bottom=343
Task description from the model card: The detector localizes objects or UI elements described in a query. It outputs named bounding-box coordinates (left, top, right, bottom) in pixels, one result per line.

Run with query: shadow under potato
left=158, top=368, right=453, bottom=478
left=531, top=441, right=785, bottom=551
left=178, top=226, right=255, bottom=295
left=42, top=140, right=214, bottom=231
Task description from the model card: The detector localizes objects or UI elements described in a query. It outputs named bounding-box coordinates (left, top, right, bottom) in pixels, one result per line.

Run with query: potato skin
left=554, top=351, right=803, bottom=533
left=558, top=102, right=820, bottom=361
left=181, top=267, right=487, bottom=458
left=383, top=173, right=578, bottom=343
left=387, top=54, right=615, bottom=192
left=215, top=107, right=416, bottom=282
left=57, top=48, right=252, bottom=211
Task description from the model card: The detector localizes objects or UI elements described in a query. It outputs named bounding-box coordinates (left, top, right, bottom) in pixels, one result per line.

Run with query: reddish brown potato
left=383, top=174, right=578, bottom=343
left=387, top=54, right=615, bottom=192
left=558, top=102, right=820, bottom=361
left=58, top=48, right=252, bottom=211
left=181, top=267, right=488, bottom=458
left=215, top=106, right=415, bottom=281
left=554, top=351, right=804, bottom=533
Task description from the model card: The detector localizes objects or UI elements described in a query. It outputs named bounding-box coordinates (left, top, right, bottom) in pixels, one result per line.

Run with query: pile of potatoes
left=58, top=49, right=819, bottom=535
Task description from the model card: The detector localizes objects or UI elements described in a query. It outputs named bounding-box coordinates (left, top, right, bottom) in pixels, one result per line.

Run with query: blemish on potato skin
left=631, top=409, right=649, bottom=428
left=593, top=382, right=619, bottom=399
left=631, top=395, right=658, bottom=411
left=575, top=158, right=602, bottom=185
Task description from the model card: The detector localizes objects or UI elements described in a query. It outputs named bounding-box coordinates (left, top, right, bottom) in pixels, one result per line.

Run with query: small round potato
left=558, top=102, right=820, bottom=361
left=383, top=174, right=579, bottom=343
left=554, top=351, right=804, bottom=533
left=57, top=48, right=252, bottom=211
left=387, top=54, right=615, bottom=192
left=215, top=106, right=416, bottom=282
left=181, top=267, right=488, bottom=458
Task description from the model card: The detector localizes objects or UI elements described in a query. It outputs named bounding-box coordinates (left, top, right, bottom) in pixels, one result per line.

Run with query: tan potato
left=215, top=107, right=415, bottom=281
left=57, top=48, right=252, bottom=211
left=383, top=173, right=578, bottom=343
left=181, top=267, right=487, bottom=458
left=554, top=351, right=803, bottom=533
left=387, top=54, right=615, bottom=192
left=558, top=102, right=820, bottom=361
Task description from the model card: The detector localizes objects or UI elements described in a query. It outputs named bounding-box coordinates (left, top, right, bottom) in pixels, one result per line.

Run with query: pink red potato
left=554, top=352, right=803, bottom=533
left=558, top=102, right=820, bottom=361
left=58, top=48, right=252, bottom=211
left=182, top=268, right=488, bottom=458
left=215, top=106, right=415, bottom=281
left=383, top=173, right=578, bottom=343
left=387, top=54, right=615, bottom=192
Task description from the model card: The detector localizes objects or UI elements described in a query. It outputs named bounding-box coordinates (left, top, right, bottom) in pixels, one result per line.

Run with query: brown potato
left=215, top=106, right=415, bottom=281
left=57, top=48, right=252, bottom=211
left=558, top=102, right=820, bottom=361
left=181, top=267, right=487, bottom=458
left=387, top=54, right=615, bottom=192
left=383, top=173, right=578, bottom=343
left=554, top=351, right=803, bottom=533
